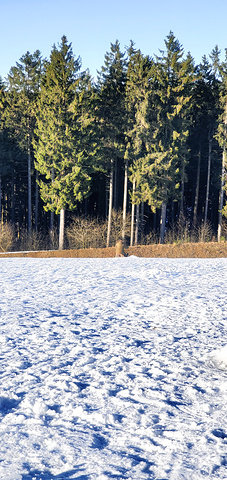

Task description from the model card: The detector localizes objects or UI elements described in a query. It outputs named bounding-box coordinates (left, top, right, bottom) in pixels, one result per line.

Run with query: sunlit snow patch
left=210, top=345, right=227, bottom=370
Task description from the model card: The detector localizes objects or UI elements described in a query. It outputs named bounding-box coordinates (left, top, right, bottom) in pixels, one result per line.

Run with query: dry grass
left=1, top=242, right=227, bottom=258
left=0, top=223, right=14, bottom=252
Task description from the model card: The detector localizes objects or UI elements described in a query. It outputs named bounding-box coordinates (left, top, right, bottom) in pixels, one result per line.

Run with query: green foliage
left=0, top=32, right=227, bottom=246
left=129, top=32, right=195, bottom=219
left=4, top=50, right=43, bottom=151
left=34, top=36, right=94, bottom=214
left=125, top=43, right=152, bottom=164
left=97, top=40, right=127, bottom=169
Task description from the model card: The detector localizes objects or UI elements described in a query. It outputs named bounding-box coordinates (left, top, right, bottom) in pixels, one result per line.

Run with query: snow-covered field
left=0, top=257, right=227, bottom=480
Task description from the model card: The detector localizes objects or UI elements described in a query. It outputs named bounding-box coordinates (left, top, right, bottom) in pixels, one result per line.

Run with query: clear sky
left=1, top=0, right=227, bottom=81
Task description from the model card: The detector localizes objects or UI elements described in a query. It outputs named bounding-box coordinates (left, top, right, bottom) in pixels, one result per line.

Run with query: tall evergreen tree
left=216, top=51, right=227, bottom=240
left=125, top=42, right=152, bottom=244
left=3, top=50, right=43, bottom=232
left=34, top=36, right=93, bottom=249
left=131, top=32, right=194, bottom=242
left=97, top=41, right=127, bottom=246
left=189, top=53, right=221, bottom=230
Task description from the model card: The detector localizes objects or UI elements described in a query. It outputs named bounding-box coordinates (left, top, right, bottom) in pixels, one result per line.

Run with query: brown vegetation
left=1, top=242, right=227, bottom=258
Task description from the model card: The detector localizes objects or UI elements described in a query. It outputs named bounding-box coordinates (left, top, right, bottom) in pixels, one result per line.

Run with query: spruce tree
left=216, top=51, right=227, bottom=241
left=97, top=41, right=127, bottom=246
left=125, top=42, right=152, bottom=244
left=3, top=50, right=43, bottom=232
left=34, top=36, right=93, bottom=250
left=131, top=32, right=195, bottom=242
left=189, top=54, right=221, bottom=231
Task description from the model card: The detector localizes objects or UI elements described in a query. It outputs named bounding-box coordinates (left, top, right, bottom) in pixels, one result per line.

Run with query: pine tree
left=189, top=53, right=221, bottom=230
left=131, top=32, right=194, bottom=242
left=125, top=42, right=152, bottom=244
left=34, top=36, right=93, bottom=250
left=3, top=50, right=43, bottom=232
left=0, top=81, right=10, bottom=223
left=216, top=51, right=227, bottom=241
left=97, top=41, right=127, bottom=246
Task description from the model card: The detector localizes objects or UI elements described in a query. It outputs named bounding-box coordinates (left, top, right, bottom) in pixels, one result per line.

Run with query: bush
left=192, top=221, right=214, bottom=243
left=0, top=223, right=14, bottom=252
left=140, top=230, right=159, bottom=245
left=109, top=210, right=131, bottom=246
left=66, top=210, right=132, bottom=249
left=16, top=229, right=46, bottom=252
left=165, top=214, right=191, bottom=244
left=221, top=219, right=227, bottom=241
left=66, top=216, right=106, bottom=249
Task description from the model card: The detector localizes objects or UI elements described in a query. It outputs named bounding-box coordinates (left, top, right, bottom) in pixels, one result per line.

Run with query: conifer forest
left=1, top=32, right=227, bottom=250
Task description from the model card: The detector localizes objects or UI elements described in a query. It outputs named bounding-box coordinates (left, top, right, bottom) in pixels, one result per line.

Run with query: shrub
left=165, top=214, right=191, bottom=244
left=66, top=216, right=106, bottom=249
left=140, top=230, right=159, bottom=245
left=66, top=210, right=132, bottom=249
left=0, top=223, right=14, bottom=252
left=16, top=229, right=46, bottom=252
left=191, top=221, right=214, bottom=243
left=109, top=210, right=131, bottom=246
left=221, top=219, right=227, bottom=240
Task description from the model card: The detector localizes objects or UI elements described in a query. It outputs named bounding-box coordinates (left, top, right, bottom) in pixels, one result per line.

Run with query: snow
left=0, top=257, right=226, bottom=480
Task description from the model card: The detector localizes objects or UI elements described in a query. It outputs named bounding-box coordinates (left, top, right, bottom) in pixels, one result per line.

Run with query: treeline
left=0, top=32, right=227, bottom=250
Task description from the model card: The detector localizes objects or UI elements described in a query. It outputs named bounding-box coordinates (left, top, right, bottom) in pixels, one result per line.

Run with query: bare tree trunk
left=11, top=170, right=15, bottom=225
left=180, top=159, right=185, bottom=217
left=114, top=158, right=118, bottom=210
left=204, top=133, right=212, bottom=225
left=193, top=146, right=201, bottom=224
left=160, top=201, right=167, bottom=244
left=0, top=173, right=2, bottom=226
left=130, top=178, right=136, bottom=246
left=28, top=143, right=32, bottom=234
left=218, top=148, right=225, bottom=242
left=59, top=208, right=65, bottom=250
left=141, top=202, right=144, bottom=237
left=50, top=212, right=54, bottom=233
left=107, top=161, right=114, bottom=247
left=218, top=104, right=227, bottom=242
left=35, top=170, right=39, bottom=232
left=50, top=168, right=55, bottom=243
left=135, top=203, right=139, bottom=245
left=122, top=159, right=128, bottom=242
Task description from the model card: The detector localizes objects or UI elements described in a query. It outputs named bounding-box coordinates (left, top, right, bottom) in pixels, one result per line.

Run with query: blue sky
left=1, top=0, right=227, bottom=80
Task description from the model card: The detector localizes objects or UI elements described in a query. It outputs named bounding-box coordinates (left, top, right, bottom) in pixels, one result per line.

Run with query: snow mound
left=210, top=345, right=227, bottom=370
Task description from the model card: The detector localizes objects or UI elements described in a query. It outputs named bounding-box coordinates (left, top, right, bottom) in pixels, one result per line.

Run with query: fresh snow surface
left=0, top=257, right=227, bottom=480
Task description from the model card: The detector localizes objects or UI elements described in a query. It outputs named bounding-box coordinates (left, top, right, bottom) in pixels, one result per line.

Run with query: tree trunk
left=193, top=146, right=201, bottom=224
left=28, top=141, right=32, bottom=234
left=141, top=202, right=144, bottom=237
left=160, top=201, right=167, bottom=243
left=217, top=148, right=225, bottom=242
left=114, top=158, right=118, bottom=210
left=218, top=103, right=227, bottom=242
left=130, top=178, right=136, bottom=246
left=180, top=159, right=185, bottom=217
left=135, top=203, right=139, bottom=245
left=0, top=173, right=2, bottom=226
left=59, top=208, right=65, bottom=250
left=122, top=159, right=128, bottom=242
left=50, top=168, right=55, bottom=243
left=11, top=170, right=15, bottom=225
left=204, top=133, right=212, bottom=225
left=35, top=170, right=39, bottom=232
left=106, top=161, right=114, bottom=247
